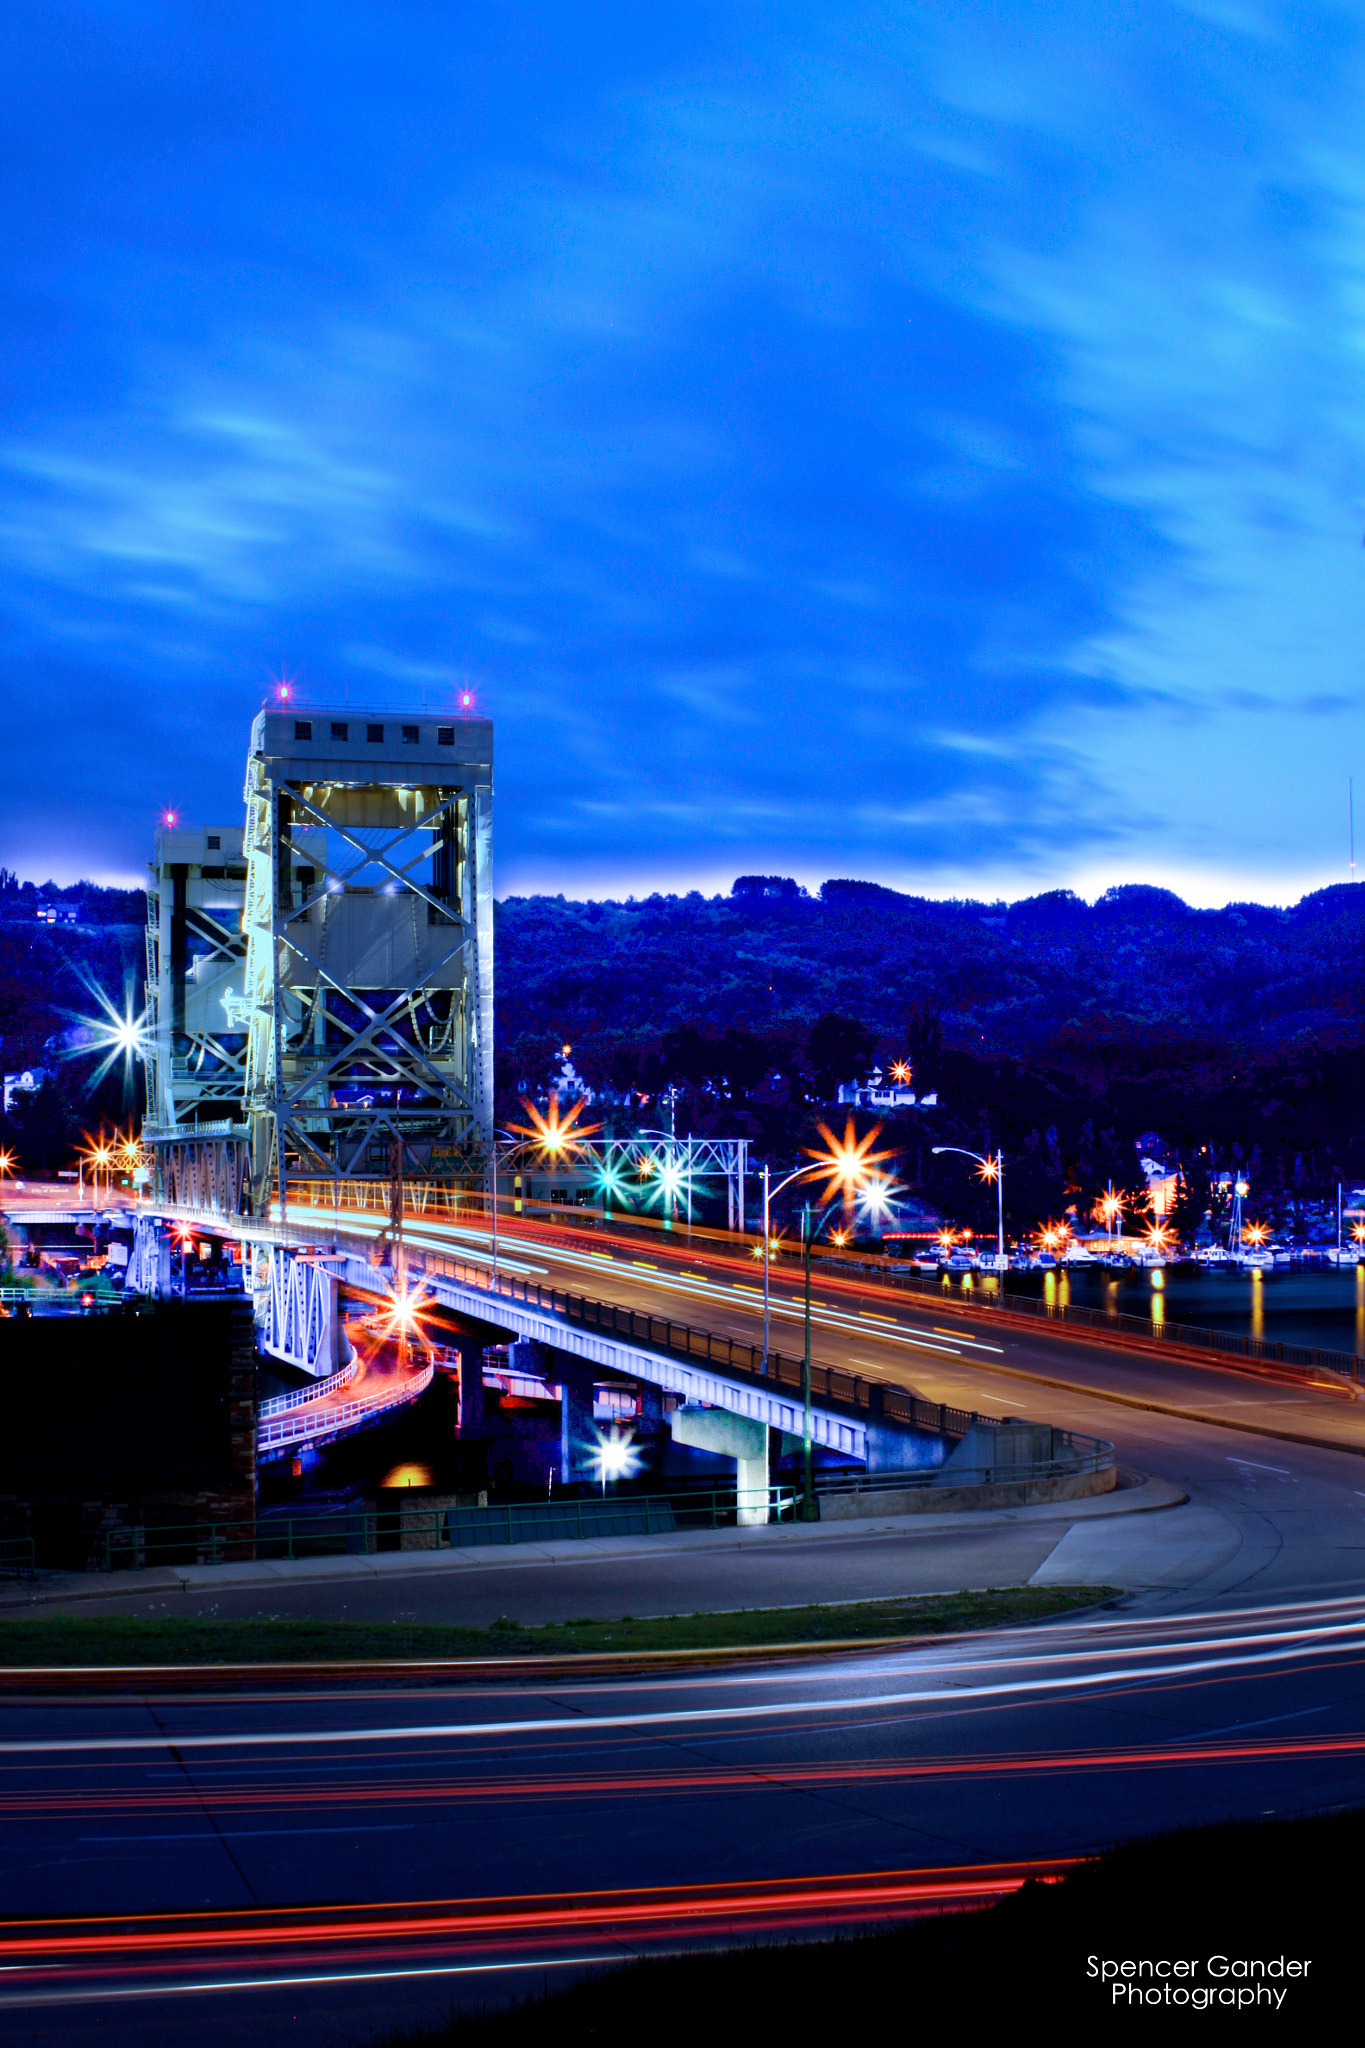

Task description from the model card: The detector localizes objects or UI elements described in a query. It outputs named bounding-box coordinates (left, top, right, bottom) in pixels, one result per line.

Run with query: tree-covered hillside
left=496, top=877, right=1365, bottom=1079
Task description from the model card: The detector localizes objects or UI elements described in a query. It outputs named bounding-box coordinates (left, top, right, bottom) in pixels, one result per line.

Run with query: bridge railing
left=0, top=1536, right=35, bottom=1577
left=257, top=1356, right=361, bottom=1418
left=29, top=1483, right=801, bottom=1574
left=403, top=1246, right=971, bottom=1437
left=256, top=1361, right=435, bottom=1452
left=816, top=1429, right=1115, bottom=1494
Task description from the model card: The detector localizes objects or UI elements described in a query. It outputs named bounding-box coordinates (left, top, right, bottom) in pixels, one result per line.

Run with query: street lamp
left=931, top=1146, right=1005, bottom=1266
left=759, top=1120, right=894, bottom=1522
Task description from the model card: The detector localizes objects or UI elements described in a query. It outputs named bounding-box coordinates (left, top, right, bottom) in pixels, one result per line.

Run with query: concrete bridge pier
left=555, top=1353, right=597, bottom=1488
left=669, top=1406, right=770, bottom=1524
left=443, top=1332, right=486, bottom=1433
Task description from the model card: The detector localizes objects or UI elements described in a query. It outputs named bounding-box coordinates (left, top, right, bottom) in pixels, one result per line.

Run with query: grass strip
left=0, top=1585, right=1115, bottom=1666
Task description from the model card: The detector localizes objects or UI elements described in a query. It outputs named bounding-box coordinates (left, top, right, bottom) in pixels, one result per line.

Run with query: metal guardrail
left=819, top=1257, right=1365, bottom=1383
left=257, top=1356, right=361, bottom=1418
left=0, top=1536, right=35, bottom=1577
left=256, top=1361, right=435, bottom=1450
left=28, top=1484, right=800, bottom=1574
left=402, top=1245, right=967, bottom=1436
left=816, top=1429, right=1114, bottom=1494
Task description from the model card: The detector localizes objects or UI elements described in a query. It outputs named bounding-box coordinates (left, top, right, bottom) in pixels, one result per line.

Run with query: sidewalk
left=0, top=1473, right=1185, bottom=1616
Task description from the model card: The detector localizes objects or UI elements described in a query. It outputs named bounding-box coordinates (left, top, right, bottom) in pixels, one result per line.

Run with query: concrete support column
left=669, top=1406, right=770, bottom=1525
left=557, top=1355, right=596, bottom=1488
left=451, top=1335, right=485, bottom=1433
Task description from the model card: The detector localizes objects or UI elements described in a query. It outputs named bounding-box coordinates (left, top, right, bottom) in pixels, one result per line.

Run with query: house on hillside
left=837, top=1066, right=935, bottom=1110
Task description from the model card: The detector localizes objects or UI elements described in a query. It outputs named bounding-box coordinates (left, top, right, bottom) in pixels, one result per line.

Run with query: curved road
left=4, top=1594, right=1365, bottom=2045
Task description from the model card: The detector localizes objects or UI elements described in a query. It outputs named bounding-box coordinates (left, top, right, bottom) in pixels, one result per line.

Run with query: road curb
left=0, top=1473, right=1187, bottom=1611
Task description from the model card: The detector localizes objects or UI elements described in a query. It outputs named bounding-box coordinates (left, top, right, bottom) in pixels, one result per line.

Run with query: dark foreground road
left=4, top=1593, right=1365, bottom=2046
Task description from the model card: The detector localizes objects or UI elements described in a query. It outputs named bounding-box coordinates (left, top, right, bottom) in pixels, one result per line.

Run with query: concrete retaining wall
left=818, top=1460, right=1116, bottom=1519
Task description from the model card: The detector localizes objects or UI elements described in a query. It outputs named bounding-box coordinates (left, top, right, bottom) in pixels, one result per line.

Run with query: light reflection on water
left=926, top=1261, right=1365, bottom=1358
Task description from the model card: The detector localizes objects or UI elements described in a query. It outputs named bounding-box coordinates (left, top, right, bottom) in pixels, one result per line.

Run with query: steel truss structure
left=503, top=1133, right=752, bottom=1230
left=239, top=706, right=494, bottom=1218
left=152, top=1130, right=252, bottom=1214
left=144, top=823, right=252, bottom=1141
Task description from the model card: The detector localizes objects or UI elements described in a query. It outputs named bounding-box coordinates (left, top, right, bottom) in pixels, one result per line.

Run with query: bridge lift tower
left=239, top=706, right=494, bottom=1220
left=143, top=704, right=493, bottom=1225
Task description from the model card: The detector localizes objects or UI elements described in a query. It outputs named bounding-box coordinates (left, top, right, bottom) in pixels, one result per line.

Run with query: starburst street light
left=506, top=1094, right=601, bottom=1161
left=589, top=1426, right=640, bottom=1493
left=802, top=1118, right=896, bottom=1206
left=757, top=1121, right=899, bottom=1525
left=378, top=1271, right=432, bottom=1366
left=62, top=971, right=151, bottom=1102
left=855, top=1173, right=900, bottom=1227
left=932, top=1145, right=1007, bottom=1265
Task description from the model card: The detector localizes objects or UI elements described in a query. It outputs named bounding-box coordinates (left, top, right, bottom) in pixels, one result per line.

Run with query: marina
left=936, top=1259, right=1365, bottom=1361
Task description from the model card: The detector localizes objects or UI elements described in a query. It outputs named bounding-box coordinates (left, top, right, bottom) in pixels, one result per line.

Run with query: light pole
left=931, top=1145, right=1005, bottom=1265
left=759, top=1148, right=888, bottom=1522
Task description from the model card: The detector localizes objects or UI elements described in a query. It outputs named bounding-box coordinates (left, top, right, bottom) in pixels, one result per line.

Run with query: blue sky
left=4, top=0, right=1365, bottom=903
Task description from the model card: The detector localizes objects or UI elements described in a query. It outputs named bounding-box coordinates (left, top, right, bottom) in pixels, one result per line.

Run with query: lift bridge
left=127, top=699, right=889, bottom=1489
left=143, top=703, right=494, bottom=1217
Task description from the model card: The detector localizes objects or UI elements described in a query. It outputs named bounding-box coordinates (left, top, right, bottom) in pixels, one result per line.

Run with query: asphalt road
left=404, top=1210, right=1365, bottom=1456
left=5, top=1594, right=1365, bottom=2046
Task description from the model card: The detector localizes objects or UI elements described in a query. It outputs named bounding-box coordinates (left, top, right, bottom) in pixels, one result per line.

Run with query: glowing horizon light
left=977, top=1156, right=999, bottom=1183
left=1244, top=1222, right=1269, bottom=1246
left=162, top=808, right=178, bottom=827
left=802, top=1116, right=896, bottom=1206
left=889, top=1059, right=912, bottom=1084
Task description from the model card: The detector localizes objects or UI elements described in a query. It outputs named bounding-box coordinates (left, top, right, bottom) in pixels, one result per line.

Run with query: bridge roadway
left=347, top=1202, right=1365, bottom=1463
